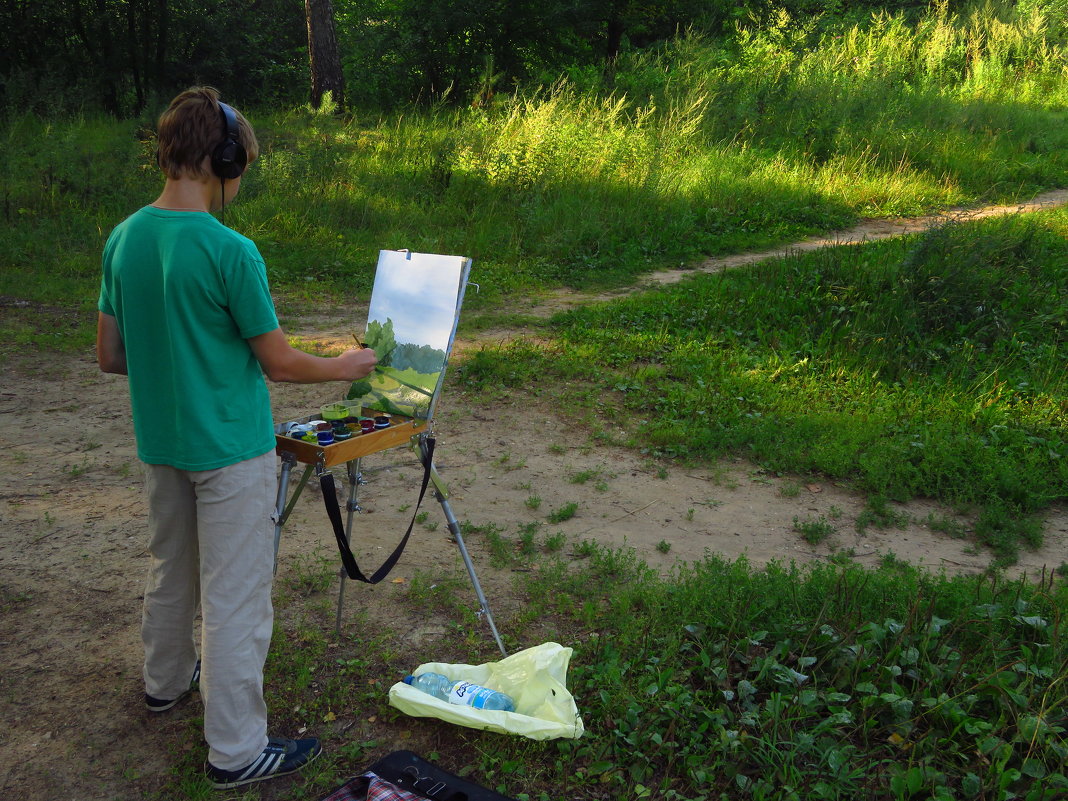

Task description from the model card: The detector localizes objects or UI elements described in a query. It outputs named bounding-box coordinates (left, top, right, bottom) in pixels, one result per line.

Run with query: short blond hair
left=156, top=86, right=259, bottom=180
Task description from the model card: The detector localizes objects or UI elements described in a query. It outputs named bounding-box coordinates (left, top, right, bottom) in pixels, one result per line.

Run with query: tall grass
left=610, top=0, right=1068, bottom=201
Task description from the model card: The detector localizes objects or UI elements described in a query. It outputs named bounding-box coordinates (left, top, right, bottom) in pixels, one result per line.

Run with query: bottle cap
left=402, top=675, right=415, bottom=685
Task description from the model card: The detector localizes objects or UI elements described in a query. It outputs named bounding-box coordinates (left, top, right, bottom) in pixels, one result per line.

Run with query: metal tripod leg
left=273, top=451, right=295, bottom=574
left=273, top=452, right=314, bottom=574
left=334, top=458, right=364, bottom=635
left=435, top=484, right=508, bottom=657
left=418, top=437, right=507, bottom=657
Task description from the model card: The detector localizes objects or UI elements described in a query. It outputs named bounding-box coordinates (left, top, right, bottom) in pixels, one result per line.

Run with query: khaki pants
left=141, top=449, right=276, bottom=770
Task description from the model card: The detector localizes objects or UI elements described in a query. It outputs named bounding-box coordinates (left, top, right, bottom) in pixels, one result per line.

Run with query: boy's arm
left=249, top=327, right=377, bottom=383
left=96, top=312, right=128, bottom=375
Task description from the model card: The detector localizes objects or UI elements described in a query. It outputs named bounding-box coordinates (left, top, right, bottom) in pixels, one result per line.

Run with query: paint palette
left=274, top=411, right=425, bottom=468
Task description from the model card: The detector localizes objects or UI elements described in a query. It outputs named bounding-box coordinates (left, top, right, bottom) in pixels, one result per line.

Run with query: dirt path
left=1, top=190, right=1066, bottom=800
left=519, top=188, right=1068, bottom=316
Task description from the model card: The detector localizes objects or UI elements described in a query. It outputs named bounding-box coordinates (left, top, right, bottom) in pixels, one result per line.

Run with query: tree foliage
left=1, top=0, right=990, bottom=115
left=1, top=0, right=307, bottom=116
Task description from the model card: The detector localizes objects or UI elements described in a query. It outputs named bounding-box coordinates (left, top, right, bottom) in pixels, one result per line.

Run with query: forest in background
left=5, top=0, right=1063, bottom=116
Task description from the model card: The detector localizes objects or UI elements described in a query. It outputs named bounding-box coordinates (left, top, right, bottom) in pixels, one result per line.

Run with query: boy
left=96, top=86, right=377, bottom=789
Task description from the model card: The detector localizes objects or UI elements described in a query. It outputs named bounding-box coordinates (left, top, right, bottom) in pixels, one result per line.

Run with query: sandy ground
left=1, top=191, right=1066, bottom=799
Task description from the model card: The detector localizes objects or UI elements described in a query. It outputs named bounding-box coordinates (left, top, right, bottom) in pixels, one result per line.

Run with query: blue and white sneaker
left=144, top=659, right=201, bottom=713
left=205, top=736, right=323, bottom=789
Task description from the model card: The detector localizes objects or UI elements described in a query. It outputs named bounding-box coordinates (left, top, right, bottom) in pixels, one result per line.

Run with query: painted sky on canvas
left=366, top=251, right=465, bottom=351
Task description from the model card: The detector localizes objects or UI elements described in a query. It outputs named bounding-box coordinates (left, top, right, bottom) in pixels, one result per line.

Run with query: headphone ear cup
left=211, top=139, right=247, bottom=179
left=211, top=101, right=247, bottom=179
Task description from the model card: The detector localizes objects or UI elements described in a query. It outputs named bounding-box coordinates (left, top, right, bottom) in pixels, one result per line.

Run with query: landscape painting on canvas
left=346, top=250, right=471, bottom=420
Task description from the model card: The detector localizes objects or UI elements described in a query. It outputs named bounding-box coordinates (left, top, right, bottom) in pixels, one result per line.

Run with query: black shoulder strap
left=320, top=436, right=436, bottom=584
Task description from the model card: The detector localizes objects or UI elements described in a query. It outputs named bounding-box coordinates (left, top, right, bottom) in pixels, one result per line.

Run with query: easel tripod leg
left=437, top=489, right=508, bottom=657
left=273, top=451, right=297, bottom=575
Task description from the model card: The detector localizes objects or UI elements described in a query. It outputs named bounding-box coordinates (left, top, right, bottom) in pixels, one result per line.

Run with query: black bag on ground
left=370, top=750, right=517, bottom=801
left=320, top=750, right=518, bottom=801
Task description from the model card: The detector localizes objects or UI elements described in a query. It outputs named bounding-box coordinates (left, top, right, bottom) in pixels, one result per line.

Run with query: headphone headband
left=211, top=101, right=247, bottom=180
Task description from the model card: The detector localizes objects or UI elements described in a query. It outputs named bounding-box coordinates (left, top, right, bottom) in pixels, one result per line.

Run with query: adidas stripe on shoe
left=145, top=659, right=201, bottom=713
left=205, top=736, right=322, bottom=789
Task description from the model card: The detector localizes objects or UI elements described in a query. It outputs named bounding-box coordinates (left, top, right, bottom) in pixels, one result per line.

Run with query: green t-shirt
left=98, top=206, right=279, bottom=470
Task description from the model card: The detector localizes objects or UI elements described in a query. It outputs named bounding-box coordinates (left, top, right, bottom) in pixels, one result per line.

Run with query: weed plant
left=512, top=546, right=1068, bottom=800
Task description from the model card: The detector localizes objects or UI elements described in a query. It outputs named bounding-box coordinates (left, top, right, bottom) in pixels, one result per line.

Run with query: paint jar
left=288, top=422, right=313, bottom=438
left=359, top=419, right=375, bottom=434
left=374, top=415, right=391, bottom=429
left=317, top=430, right=334, bottom=445
left=320, top=402, right=349, bottom=421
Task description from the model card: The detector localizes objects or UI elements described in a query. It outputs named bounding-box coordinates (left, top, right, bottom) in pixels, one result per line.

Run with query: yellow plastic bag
left=388, top=642, right=584, bottom=740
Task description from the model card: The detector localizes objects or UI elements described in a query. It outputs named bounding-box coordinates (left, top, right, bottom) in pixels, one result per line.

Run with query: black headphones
left=210, top=102, right=248, bottom=180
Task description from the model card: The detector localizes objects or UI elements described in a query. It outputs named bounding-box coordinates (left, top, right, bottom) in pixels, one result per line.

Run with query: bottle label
left=448, top=681, right=498, bottom=709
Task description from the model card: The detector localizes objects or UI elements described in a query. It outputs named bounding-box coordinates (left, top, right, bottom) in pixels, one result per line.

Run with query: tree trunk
left=305, top=0, right=345, bottom=110
left=603, top=0, right=627, bottom=86
left=154, top=0, right=168, bottom=95
left=126, top=1, right=144, bottom=112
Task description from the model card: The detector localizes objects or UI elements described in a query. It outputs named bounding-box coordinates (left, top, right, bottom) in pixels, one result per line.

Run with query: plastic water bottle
left=403, top=672, right=516, bottom=712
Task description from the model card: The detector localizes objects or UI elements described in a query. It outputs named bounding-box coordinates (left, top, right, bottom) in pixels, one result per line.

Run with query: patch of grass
left=779, top=480, right=801, bottom=498
left=568, top=468, right=602, bottom=485
left=464, top=520, right=513, bottom=568
left=856, top=495, right=912, bottom=534
left=793, top=514, right=836, bottom=545
left=517, top=522, right=540, bottom=556
left=925, top=511, right=968, bottom=539
left=493, top=451, right=527, bottom=471
left=524, top=494, right=542, bottom=510
left=62, top=457, right=92, bottom=478
left=543, top=531, right=567, bottom=552
left=512, top=546, right=1068, bottom=800
left=404, top=571, right=471, bottom=618
left=156, top=527, right=1068, bottom=801
left=281, top=550, right=336, bottom=597
left=547, top=502, right=579, bottom=524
